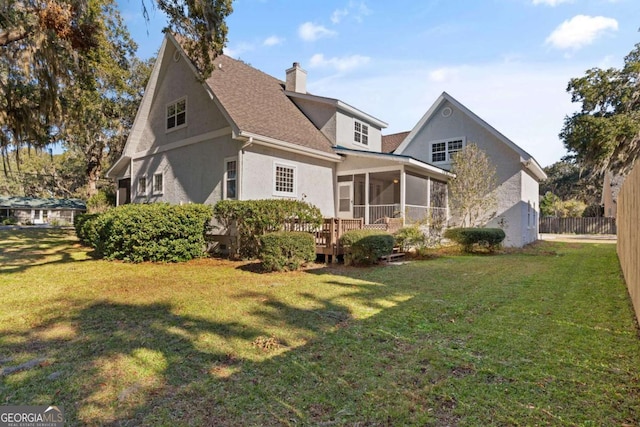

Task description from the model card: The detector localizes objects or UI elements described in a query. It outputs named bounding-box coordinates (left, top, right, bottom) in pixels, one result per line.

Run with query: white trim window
left=166, top=97, right=186, bottom=131
left=354, top=120, right=369, bottom=146
left=224, top=157, right=238, bottom=200
left=153, top=173, right=164, bottom=195
left=430, top=138, right=465, bottom=163
left=273, top=163, right=296, bottom=197
left=138, top=176, right=147, bottom=196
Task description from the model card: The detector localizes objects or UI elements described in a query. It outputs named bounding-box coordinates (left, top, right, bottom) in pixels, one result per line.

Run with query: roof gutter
left=333, top=146, right=455, bottom=180
left=236, top=131, right=342, bottom=162
left=522, top=158, right=547, bottom=181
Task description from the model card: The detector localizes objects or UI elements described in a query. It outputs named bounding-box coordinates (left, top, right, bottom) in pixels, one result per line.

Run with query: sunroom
left=334, top=148, right=454, bottom=226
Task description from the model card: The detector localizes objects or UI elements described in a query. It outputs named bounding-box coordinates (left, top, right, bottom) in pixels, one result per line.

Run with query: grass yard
left=0, top=229, right=639, bottom=426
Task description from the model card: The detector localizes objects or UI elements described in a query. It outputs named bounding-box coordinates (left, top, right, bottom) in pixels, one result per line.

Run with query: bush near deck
left=75, top=203, right=213, bottom=262
left=259, top=231, right=316, bottom=272
left=444, top=227, right=505, bottom=252
left=340, top=229, right=395, bottom=266
left=214, top=199, right=322, bottom=259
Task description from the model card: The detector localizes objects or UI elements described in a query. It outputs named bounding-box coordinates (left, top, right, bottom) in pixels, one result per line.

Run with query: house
left=107, top=33, right=545, bottom=247
left=387, top=92, right=547, bottom=247
left=0, top=196, right=86, bottom=225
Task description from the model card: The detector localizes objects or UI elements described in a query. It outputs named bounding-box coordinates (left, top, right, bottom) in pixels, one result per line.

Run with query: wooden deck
left=314, top=217, right=404, bottom=262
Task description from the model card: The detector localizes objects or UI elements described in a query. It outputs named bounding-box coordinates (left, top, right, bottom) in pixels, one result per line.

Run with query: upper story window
left=274, top=163, right=296, bottom=196
left=354, top=120, right=369, bottom=146
left=153, top=173, right=163, bottom=194
left=138, top=176, right=147, bottom=196
left=431, top=138, right=465, bottom=163
left=166, top=98, right=186, bottom=130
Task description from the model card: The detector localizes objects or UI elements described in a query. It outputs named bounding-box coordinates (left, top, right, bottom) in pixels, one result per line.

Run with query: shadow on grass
left=1, top=235, right=639, bottom=426
left=0, top=228, right=92, bottom=274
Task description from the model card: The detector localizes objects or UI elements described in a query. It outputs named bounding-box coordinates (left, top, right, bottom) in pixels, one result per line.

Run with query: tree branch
left=0, top=27, right=31, bottom=46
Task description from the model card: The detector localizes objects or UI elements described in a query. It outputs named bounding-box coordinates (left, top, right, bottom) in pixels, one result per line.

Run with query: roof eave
left=334, top=146, right=454, bottom=179
left=285, top=90, right=388, bottom=129
left=238, top=131, right=342, bottom=162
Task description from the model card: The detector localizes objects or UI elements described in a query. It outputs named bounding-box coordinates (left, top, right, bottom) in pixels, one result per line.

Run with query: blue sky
left=118, top=0, right=639, bottom=167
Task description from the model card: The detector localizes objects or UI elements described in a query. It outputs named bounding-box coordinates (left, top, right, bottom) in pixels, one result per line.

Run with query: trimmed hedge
left=75, top=203, right=213, bottom=262
left=214, top=199, right=322, bottom=259
left=444, top=227, right=506, bottom=252
left=74, top=213, right=102, bottom=246
left=259, top=231, right=316, bottom=272
left=340, top=229, right=395, bottom=266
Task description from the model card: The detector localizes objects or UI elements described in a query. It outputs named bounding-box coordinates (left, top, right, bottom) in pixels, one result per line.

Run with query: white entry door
left=337, top=182, right=353, bottom=218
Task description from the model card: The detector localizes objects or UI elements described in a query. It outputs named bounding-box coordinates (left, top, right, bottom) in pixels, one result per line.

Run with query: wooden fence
left=617, top=165, right=640, bottom=325
left=539, top=217, right=617, bottom=234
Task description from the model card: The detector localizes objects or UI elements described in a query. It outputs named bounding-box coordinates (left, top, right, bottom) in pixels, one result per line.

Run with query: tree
left=540, top=160, right=602, bottom=207
left=448, top=144, right=498, bottom=227
left=1, top=0, right=232, bottom=196
left=560, top=43, right=640, bottom=175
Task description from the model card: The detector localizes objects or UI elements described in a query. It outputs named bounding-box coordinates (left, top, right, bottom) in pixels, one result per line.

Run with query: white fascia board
left=521, top=158, right=547, bottom=181
left=334, top=147, right=454, bottom=180
left=285, top=91, right=388, bottom=129
left=238, top=131, right=342, bottom=162
left=106, top=155, right=131, bottom=179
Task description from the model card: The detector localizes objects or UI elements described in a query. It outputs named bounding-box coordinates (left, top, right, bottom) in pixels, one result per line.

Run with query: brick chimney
left=285, top=62, right=307, bottom=93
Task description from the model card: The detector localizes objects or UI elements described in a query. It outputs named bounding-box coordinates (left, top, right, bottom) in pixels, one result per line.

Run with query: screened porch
left=336, top=170, right=448, bottom=226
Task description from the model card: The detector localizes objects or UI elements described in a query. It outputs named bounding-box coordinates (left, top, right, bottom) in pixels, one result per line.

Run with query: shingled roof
left=382, top=131, right=410, bottom=153
left=204, top=54, right=336, bottom=155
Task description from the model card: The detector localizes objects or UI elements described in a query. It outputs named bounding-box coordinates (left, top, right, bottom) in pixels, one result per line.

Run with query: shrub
left=1, top=216, right=18, bottom=225
left=214, top=199, right=323, bottom=259
left=74, top=213, right=102, bottom=246
left=444, top=227, right=506, bottom=253
left=394, top=226, right=426, bottom=252
left=340, top=229, right=395, bottom=266
left=259, top=232, right=316, bottom=272
left=86, top=188, right=116, bottom=213
left=81, top=203, right=213, bottom=262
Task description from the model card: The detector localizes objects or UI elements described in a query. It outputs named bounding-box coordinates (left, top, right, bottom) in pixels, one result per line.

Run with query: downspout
left=239, top=136, right=253, bottom=200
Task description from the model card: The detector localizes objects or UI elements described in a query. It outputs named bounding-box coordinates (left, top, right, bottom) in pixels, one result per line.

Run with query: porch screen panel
left=405, top=173, right=429, bottom=206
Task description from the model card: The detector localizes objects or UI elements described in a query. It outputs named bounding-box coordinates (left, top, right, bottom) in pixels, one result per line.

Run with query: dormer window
left=354, top=120, right=369, bottom=146
left=166, top=98, right=186, bottom=130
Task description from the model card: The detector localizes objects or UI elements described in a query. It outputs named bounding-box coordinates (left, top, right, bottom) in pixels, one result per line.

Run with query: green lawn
left=1, top=229, right=639, bottom=426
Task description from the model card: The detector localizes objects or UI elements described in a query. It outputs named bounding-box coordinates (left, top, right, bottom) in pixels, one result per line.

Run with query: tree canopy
left=560, top=42, right=640, bottom=175
left=448, top=144, right=497, bottom=227
left=1, top=0, right=232, bottom=197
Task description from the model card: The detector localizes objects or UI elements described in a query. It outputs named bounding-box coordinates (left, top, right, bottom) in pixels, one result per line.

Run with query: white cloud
left=532, top=0, right=573, bottom=6
left=263, top=35, right=284, bottom=46
left=330, top=1, right=371, bottom=24
left=298, top=22, right=337, bottom=41
left=308, top=53, right=371, bottom=72
left=545, top=15, right=618, bottom=50
left=350, top=0, right=372, bottom=23
left=224, top=42, right=254, bottom=58
left=331, top=8, right=348, bottom=24
left=428, top=67, right=459, bottom=83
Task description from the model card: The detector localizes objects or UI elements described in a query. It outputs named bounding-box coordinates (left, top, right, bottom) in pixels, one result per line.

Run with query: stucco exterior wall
left=335, top=111, right=382, bottom=152
left=136, top=42, right=228, bottom=154
left=400, top=99, right=537, bottom=247
left=290, top=98, right=337, bottom=145
left=131, top=134, right=240, bottom=206
left=241, top=145, right=336, bottom=217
